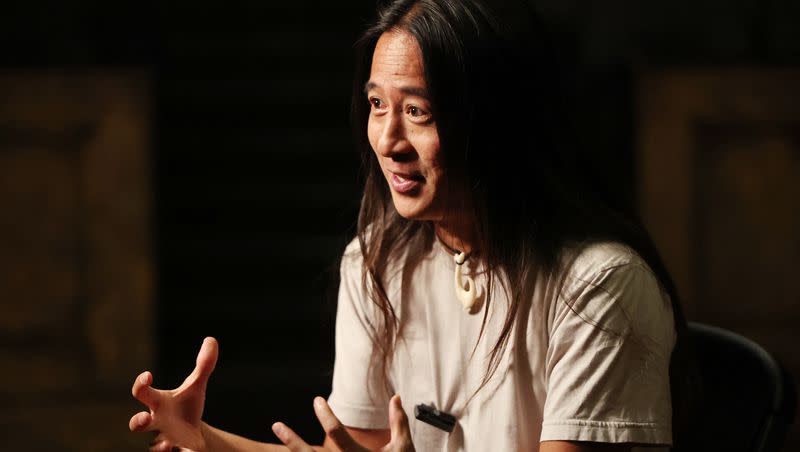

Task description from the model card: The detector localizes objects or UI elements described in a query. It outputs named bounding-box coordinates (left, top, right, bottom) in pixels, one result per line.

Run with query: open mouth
left=390, top=172, right=424, bottom=193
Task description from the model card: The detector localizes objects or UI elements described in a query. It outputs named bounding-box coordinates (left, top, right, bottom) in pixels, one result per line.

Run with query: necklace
left=436, top=235, right=479, bottom=311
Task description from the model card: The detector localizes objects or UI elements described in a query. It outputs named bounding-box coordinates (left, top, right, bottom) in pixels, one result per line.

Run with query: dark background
left=0, top=0, right=798, bottom=449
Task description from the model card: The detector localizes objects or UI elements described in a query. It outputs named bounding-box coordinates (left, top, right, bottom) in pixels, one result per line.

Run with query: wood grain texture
left=0, top=71, right=153, bottom=451
left=637, top=68, right=800, bottom=452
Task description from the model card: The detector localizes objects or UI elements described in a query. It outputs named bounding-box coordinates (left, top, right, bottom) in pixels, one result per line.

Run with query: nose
left=374, top=109, right=412, bottom=159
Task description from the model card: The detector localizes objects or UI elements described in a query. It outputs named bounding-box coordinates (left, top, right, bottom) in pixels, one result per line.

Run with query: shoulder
left=567, top=241, right=641, bottom=277
left=340, top=236, right=364, bottom=282
left=342, top=235, right=363, bottom=262
left=561, top=241, right=656, bottom=296
left=553, top=241, right=672, bottom=339
left=338, top=233, right=411, bottom=287
left=341, top=226, right=431, bottom=281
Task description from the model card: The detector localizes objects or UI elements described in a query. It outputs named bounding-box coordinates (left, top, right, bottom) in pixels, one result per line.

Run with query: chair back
left=683, top=322, right=796, bottom=452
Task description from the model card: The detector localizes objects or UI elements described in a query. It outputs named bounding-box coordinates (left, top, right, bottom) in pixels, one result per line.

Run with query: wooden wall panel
left=0, top=72, right=153, bottom=451
left=638, top=69, right=800, bottom=451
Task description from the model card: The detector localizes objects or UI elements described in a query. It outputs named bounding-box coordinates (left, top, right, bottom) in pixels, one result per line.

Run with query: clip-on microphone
left=414, top=403, right=456, bottom=433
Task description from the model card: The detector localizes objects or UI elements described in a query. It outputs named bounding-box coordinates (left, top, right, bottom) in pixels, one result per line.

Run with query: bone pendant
left=454, top=252, right=477, bottom=311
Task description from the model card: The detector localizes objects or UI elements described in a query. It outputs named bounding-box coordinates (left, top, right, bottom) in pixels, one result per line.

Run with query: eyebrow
left=364, top=81, right=429, bottom=98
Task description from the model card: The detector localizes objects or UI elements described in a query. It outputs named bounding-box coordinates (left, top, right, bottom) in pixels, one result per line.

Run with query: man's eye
left=369, top=97, right=383, bottom=109
left=407, top=105, right=428, bottom=118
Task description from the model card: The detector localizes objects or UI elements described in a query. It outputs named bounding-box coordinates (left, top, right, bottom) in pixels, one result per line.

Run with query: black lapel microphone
left=414, top=403, right=456, bottom=433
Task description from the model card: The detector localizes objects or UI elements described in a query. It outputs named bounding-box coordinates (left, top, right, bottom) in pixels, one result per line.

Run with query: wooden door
left=0, top=71, right=153, bottom=451
left=638, top=69, right=800, bottom=451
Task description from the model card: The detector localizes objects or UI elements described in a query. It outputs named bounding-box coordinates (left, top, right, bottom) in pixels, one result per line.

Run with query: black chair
left=679, top=322, right=797, bottom=452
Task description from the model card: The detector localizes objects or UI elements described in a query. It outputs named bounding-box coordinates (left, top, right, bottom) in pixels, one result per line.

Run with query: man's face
left=366, top=30, right=446, bottom=222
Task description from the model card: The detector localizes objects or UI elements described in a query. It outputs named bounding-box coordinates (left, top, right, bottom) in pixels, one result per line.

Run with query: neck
left=434, top=219, right=476, bottom=255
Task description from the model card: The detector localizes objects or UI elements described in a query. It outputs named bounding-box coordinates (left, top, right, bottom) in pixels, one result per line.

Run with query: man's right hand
left=129, top=337, right=219, bottom=452
left=272, top=395, right=415, bottom=452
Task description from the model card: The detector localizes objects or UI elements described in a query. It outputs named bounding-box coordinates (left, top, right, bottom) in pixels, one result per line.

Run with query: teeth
left=396, top=174, right=408, bottom=182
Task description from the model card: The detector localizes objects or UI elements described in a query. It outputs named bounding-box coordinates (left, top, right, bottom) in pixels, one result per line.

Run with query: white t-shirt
left=328, top=237, right=675, bottom=451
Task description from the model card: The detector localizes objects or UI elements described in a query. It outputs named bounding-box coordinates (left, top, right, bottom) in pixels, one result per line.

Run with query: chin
left=390, top=194, right=438, bottom=221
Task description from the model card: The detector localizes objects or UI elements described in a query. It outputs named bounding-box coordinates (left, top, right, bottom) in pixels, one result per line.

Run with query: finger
left=148, top=439, right=173, bottom=452
left=129, top=411, right=156, bottom=432
left=272, top=422, right=314, bottom=452
left=388, top=395, right=411, bottom=443
left=180, top=337, right=219, bottom=391
left=132, top=371, right=161, bottom=409
left=313, top=397, right=364, bottom=451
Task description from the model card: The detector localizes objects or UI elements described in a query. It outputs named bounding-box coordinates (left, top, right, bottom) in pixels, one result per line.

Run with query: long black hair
left=350, top=0, right=692, bottom=447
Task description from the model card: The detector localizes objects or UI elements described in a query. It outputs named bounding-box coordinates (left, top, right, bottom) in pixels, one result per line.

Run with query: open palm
left=129, top=337, right=219, bottom=452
